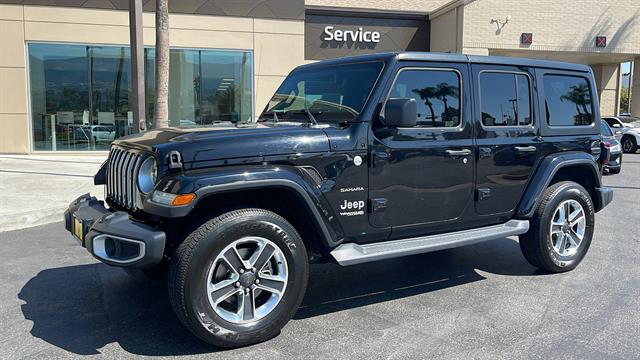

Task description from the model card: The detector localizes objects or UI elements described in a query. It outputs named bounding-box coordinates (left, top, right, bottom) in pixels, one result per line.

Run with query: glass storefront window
left=28, top=43, right=253, bottom=151
left=146, top=48, right=253, bottom=127
left=28, top=44, right=90, bottom=151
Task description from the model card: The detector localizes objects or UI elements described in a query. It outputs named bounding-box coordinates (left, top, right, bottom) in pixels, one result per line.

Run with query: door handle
left=446, top=149, right=472, bottom=157
left=514, top=145, right=537, bottom=155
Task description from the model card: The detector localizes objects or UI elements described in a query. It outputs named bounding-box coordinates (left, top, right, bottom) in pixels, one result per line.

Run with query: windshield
left=620, top=116, right=640, bottom=128
left=261, top=61, right=384, bottom=122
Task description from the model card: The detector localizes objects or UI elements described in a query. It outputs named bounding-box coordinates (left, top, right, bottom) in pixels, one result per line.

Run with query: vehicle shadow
left=18, top=237, right=540, bottom=356
left=296, top=236, right=542, bottom=319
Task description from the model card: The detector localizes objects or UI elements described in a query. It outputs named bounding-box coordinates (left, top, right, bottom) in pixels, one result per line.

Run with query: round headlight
left=137, top=156, right=157, bottom=194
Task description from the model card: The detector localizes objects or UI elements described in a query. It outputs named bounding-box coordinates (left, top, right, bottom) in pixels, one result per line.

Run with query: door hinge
left=479, top=147, right=492, bottom=159
left=370, top=198, right=388, bottom=213
left=477, top=188, right=491, bottom=201
left=168, top=150, right=183, bottom=169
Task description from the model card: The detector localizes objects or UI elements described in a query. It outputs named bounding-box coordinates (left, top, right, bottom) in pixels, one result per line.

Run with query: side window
left=479, top=72, right=532, bottom=126
left=389, top=69, right=461, bottom=128
left=605, top=118, right=622, bottom=128
left=544, top=75, right=593, bottom=126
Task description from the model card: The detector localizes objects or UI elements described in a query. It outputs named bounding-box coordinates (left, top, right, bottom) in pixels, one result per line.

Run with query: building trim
left=429, top=0, right=476, bottom=19
left=464, top=42, right=640, bottom=55
left=305, top=5, right=428, bottom=19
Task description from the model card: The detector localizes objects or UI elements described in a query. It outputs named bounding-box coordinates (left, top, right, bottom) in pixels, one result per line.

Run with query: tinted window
left=544, top=75, right=593, bottom=126
left=600, top=120, right=613, bottom=136
left=479, top=72, right=532, bottom=126
left=264, top=61, right=384, bottom=121
left=603, top=117, right=623, bottom=128
left=389, top=69, right=461, bottom=127
left=516, top=74, right=532, bottom=125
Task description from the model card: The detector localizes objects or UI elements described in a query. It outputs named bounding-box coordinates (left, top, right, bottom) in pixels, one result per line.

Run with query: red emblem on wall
left=520, top=33, right=533, bottom=45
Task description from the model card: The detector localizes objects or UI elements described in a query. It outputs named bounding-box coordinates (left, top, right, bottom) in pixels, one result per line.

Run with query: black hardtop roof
left=297, top=52, right=591, bottom=73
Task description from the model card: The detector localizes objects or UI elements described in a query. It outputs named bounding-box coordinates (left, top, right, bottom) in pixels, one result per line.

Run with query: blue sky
left=622, top=62, right=632, bottom=88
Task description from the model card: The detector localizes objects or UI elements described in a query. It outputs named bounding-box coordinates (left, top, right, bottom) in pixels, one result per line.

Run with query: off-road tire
left=168, top=208, right=308, bottom=348
left=519, top=181, right=595, bottom=273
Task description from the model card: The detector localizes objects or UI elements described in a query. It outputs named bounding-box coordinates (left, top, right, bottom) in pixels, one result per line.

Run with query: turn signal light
left=151, top=190, right=196, bottom=206
left=171, top=193, right=196, bottom=206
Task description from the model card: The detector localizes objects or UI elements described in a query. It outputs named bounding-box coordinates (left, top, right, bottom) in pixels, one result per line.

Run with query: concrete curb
left=0, top=207, right=66, bottom=233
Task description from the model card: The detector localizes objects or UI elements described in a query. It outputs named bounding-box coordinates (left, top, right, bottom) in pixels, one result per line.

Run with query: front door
left=472, top=65, right=540, bottom=215
left=369, top=63, right=475, bottom=229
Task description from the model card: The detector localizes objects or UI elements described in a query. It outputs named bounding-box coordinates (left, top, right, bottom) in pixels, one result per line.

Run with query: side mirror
left=384, top=98, right=417, bottom=128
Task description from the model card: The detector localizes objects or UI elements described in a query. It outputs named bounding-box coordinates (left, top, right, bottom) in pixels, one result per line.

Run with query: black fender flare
left=516, top=151, right=603, bottom=218
left=143, top=166, right=343, bottom=248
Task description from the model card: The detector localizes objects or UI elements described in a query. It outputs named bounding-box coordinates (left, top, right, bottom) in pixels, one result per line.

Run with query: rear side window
left=544, top=75, right=593, bottom=126
left=389, top=69, right=461, bottom=128
left=479, top=72, right=532, bottom=126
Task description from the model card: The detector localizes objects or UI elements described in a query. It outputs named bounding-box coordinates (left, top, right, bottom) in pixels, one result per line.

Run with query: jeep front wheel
left=519, top=181, right=595, bottom=273
left=168, top=208, right=308, bottom=348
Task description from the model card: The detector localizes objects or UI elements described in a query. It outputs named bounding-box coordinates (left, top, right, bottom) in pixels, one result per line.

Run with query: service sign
left=305, top=12, right=430, bottom=61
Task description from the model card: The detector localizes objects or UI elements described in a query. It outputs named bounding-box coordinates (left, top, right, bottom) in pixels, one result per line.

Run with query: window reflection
left=147, top=48, right=253, bottom=128
left=390, top=69, right=460, bottom=128
left=29, top=44, right=90, bottom=151
left=544, top=75, right=593, bottom=126
left=479, top=72, right=532, bottom=127
left=28, top=43, right=253, bottom=151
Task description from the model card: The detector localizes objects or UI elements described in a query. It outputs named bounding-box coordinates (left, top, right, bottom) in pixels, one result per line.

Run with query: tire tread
left=168, top=208, right=307, bottom=348
left=519, top=181, right=592, bottom=273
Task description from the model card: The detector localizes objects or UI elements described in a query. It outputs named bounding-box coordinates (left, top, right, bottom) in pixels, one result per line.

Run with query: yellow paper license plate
left=73, top=217, right=83, bottom=241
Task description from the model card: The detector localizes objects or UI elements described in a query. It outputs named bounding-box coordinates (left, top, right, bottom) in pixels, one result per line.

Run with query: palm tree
left=154, top=0, right=170, bottom=128
left=412, top=87, right=437, bottom=126
left=560, top=84, right=592, bottom=124
left=434, top=82, right=459, bottom=123
left=434, top=82, right=458, bottom=109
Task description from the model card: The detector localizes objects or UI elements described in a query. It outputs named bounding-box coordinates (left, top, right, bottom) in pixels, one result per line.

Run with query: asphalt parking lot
left=1, top=154, right=639, bottom=359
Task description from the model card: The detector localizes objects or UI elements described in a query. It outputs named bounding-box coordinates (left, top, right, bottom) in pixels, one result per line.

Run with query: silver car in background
left=603, top=116, right=640, bottom=153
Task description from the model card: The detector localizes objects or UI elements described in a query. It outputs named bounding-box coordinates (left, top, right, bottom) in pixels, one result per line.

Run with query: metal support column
left=129, top=0, right=147, bottom=132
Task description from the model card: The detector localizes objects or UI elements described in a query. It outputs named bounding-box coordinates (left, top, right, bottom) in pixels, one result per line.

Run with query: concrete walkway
left=0, top=154, right=107, bottom=232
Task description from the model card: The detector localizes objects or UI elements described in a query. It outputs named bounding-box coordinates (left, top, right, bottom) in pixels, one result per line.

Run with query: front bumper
left=64, top=194, right=166, bottom=268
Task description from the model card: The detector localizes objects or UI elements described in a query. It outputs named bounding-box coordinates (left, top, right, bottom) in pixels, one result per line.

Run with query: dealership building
left=0, top=0, right=638, bottom=153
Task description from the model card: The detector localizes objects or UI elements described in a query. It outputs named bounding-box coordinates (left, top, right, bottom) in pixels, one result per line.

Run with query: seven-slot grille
left=106, top=146, right=144, bottom=209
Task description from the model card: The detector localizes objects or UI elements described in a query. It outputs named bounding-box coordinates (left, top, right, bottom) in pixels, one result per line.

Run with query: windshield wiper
left=287, top=109, right=320, bottom=126
left=257, top=111, right=280, bottom=123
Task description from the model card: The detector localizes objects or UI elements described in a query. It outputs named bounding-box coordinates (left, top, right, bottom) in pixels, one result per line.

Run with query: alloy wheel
left=206, top=237, right=288, bottom=324
left=549, top=199, right=586, bottom=257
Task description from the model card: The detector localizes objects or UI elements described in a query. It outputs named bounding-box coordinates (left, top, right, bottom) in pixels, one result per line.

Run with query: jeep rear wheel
left=168, top=208, right=308, bottom=348
left=519, top=181, right=595, bottom=273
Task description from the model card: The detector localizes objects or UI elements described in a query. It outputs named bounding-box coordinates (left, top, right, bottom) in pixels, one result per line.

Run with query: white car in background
left=92, top=125, right=116, bottom=143
left=73, top=125, right=116, bottom=144
left=602, top=116, right=640, bottom=153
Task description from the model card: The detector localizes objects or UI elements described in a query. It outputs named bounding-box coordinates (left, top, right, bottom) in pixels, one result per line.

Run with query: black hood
left=112, top=123, right=331, bottom=164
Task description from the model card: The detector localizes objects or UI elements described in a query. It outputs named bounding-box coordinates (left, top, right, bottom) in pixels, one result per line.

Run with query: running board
left=331, top=220, right=529, bottom=266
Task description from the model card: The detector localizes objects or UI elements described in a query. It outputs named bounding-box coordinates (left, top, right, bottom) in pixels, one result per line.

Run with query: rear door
left=368, top=62, right=475, bottom=229
left=472, top=64, right=541, bottom=215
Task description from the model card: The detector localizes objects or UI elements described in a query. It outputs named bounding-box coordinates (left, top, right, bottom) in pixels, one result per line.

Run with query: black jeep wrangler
left=65, top=52, right=613, bottom=348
